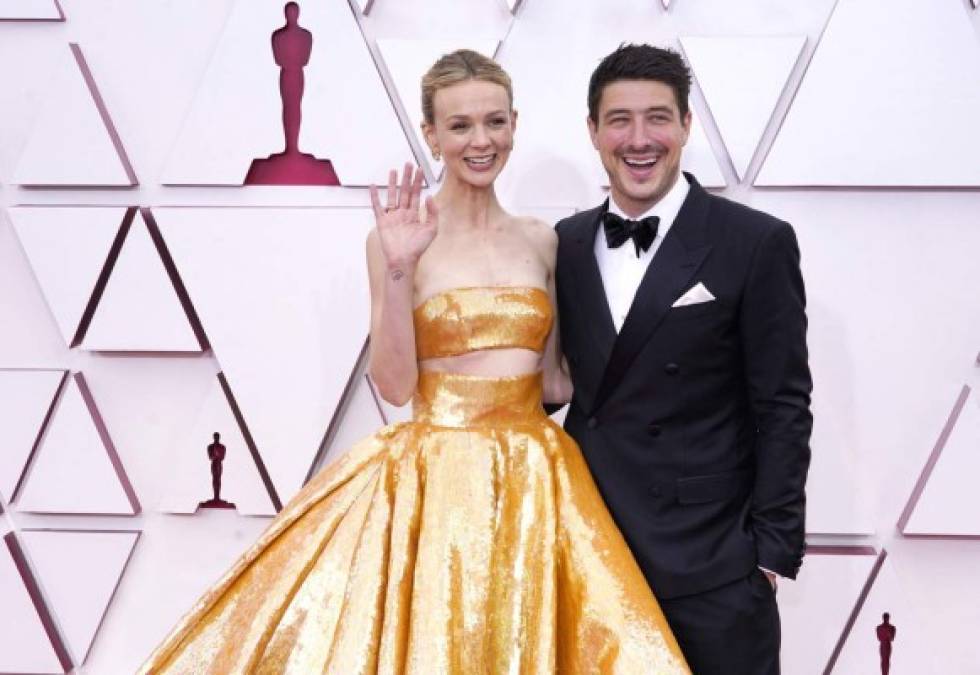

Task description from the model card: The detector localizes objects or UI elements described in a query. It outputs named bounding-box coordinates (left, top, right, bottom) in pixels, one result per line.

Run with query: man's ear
left=681, top=110, right=692, bottom=145
left=587, top=115, right=600, bottom=151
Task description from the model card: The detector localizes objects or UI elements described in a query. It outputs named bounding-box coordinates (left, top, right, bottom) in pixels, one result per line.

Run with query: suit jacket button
left=648, top=424, right=662, bottom=437
left=587, top=417, right=598, bottom=429
left=664, top=363, right=680, bottom=375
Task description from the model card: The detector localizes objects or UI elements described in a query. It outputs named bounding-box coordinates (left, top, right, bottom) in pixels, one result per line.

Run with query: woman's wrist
left=387, top=258, right=419, bottom=275
left=386, top=257, right=418, bottom=279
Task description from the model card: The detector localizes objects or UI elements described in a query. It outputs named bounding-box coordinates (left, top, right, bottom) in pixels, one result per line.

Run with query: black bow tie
left=602, top=211, right=660, bottom=257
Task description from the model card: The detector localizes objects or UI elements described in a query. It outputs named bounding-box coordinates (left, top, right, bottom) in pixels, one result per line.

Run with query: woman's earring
left=432, top=149, right=441, bottom=161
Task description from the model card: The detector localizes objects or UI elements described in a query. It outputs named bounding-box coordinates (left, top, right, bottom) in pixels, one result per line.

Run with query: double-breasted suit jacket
left=555, top=173, right=812, bottom=599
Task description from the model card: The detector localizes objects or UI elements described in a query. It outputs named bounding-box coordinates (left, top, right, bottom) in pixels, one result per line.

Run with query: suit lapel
left=593, top=175, right=714, bottom=411
left=565, top=203, right=617, bottom=365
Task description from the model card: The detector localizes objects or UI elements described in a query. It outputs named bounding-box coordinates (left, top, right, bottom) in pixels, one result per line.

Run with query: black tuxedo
left=555, top=174, right=811, bottom=673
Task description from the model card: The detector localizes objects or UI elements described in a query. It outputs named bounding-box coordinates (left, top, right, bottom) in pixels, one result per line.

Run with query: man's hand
left=763, top=569, right=778, bottom=593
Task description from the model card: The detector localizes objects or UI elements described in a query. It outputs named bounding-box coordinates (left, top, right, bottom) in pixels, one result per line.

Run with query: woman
left=139, top=50, right=689, bottom=674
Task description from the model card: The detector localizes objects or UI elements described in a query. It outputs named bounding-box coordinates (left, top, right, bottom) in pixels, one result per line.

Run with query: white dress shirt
left=594, top=174, right=691, bottom=332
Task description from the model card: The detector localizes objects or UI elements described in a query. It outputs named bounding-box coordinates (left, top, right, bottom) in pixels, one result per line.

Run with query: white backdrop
left=1, top=0, right=979, bottom=673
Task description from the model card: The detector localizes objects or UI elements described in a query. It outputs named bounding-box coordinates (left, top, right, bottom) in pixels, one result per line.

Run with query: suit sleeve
left=739, top=221, right=812, bottom=579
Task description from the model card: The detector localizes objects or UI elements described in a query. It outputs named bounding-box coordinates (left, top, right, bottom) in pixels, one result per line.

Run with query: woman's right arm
left=366, top=164, right=438, bottom=406
left=366, top=229, right=417, bottom=405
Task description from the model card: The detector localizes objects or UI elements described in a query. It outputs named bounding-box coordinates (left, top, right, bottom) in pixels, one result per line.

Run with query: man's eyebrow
left=603, top=105, right=674, bottom=118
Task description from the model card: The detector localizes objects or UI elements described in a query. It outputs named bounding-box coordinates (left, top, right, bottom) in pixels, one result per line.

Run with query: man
left=554, top=44, right=812, bottom=674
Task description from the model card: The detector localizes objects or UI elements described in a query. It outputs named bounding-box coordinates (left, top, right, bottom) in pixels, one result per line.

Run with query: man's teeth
left=624, top=157, right=658, bottom=168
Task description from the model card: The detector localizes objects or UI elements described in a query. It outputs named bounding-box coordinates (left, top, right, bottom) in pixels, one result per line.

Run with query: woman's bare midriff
left=418, top=347, right=544, bottom=378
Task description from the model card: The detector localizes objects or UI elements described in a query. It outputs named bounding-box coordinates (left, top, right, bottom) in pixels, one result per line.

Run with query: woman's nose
left=471, top=125, right=491, bottom=147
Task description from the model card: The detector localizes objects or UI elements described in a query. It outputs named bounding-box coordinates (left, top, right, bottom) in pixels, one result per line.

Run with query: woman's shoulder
left=511, top=215, right=557, bottom=250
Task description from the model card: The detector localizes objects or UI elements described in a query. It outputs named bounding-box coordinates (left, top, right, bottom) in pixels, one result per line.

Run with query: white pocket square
left=671, top=282, right=716, bottom=307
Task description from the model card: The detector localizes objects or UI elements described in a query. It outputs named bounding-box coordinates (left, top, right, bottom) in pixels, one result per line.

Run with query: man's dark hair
left=587, top=44, right=692, bottom=122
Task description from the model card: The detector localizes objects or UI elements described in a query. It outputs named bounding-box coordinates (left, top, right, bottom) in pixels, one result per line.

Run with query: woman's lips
left=463, top=154, right=497, bottom=172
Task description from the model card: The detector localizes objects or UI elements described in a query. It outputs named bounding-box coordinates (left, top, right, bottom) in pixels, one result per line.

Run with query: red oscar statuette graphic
left=876, top=612, right=896, bottom=675
left=198, top=432, right=236, bottom=510
left=245, top=2, right=340, bottom=185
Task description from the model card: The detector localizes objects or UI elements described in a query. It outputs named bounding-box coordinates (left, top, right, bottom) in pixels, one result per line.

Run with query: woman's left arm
left=537, top=224, right=572, bottom=405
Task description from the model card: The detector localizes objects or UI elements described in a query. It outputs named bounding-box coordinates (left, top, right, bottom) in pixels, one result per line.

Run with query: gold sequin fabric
left=139, top=289, right=690, bottom=675
left=414, top=286, right=553, bottom=360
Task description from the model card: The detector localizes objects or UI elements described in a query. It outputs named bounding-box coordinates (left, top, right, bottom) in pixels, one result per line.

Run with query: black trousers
left=660, top=569, right=781, bottom=675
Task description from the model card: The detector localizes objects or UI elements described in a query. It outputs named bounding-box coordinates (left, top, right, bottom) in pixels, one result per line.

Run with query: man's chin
left=615, top=185, right=663, bottom=207
left=619, top=172, right=678, bottom=204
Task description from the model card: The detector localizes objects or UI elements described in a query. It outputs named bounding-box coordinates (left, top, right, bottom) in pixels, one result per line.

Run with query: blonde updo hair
left=421, top=49, right=513, bottom=125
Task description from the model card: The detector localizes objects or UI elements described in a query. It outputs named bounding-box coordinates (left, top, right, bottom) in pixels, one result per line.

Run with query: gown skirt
left=139, top=370, right=690, bottom=674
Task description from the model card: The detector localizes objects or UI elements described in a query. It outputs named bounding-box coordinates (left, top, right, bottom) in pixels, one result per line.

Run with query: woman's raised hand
left=369, top=163, right=439, bottom=272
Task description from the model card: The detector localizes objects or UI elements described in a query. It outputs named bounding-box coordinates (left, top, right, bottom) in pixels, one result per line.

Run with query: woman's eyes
left=450, top=118, right=506, bottom=131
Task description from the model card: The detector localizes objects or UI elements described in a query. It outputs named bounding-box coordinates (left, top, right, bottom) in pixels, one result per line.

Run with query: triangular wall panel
left=155, top=207, right=373, bottom=502
left=157, top=377, right=276, bottom=516
left=757, top=0, right=980, bottom=186
left=13, top=44, right=135, bottom=186
left=162, top=0, right=415, bottom=185
left=681, top=35, right=805, bottom=181
left=19, top=530, right=139, bottom=665
left=10, top=207, right=129, bottom=347
left=0, top=0, right=64, bottom=20
left=0, top=533, right=71, bottom=674
left=376, top=38, right=500, bottom=180
left=367, top=0, right=513, bottom=40
left=15, top=373, right=140, bottom=515
left=805, top=394, right=874, bottom=534
left=82, top=210, right=201, bottom=352
left=0, top=369, right=66, bottom=502
left=830, top=551, right=935, bottom=673
left=311, top=372, right=387, bottom=478
left=683, top=116, right=725, bottom=188
left=0, top=208, right=71, bottom=366
left=779, top=547, right=878, bottom=675
left=900, top=386, right=980, bottom=536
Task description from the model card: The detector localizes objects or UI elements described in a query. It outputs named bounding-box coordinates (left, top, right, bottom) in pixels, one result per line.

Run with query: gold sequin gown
left=139, top=286, right=689, bottom=674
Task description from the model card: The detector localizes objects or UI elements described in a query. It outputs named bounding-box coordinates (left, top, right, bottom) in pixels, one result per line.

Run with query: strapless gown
left=139, top=287, right=689, bottom=674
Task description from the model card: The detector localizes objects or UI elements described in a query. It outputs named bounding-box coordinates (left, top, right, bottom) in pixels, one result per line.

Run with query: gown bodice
left=412, top=286, right=554, bottom=427
left=413, top=286, right=552, bottom=360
